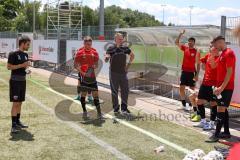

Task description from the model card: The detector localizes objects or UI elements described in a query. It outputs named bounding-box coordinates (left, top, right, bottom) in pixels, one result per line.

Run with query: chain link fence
left=34, top=25, right=119, bottom=40
left=0, top=32, right=18, bottom=38
left=82, top=25, right=118, bottom=40
left=0, top=25, right=119, bottom=40
left=225, top=16, right=240, bottom=45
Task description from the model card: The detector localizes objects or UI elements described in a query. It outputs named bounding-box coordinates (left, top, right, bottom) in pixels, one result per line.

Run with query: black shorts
left=180, top=71, right=196, bottom=87
left=80, top=76, right=98, bottom=92
left=78, top=73, right=82, bottom=81
left=216, top=90, right=233, bottom=107
left=10, top=80, right=26, bottom=102
left=198, top=85, right=216, bottom=102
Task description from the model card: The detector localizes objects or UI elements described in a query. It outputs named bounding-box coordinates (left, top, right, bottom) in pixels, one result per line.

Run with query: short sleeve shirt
left=106, top=45, right=131, bottom=74
left=7, top=50, right=29, bottom=77
left=180, top=45, right=199, bottom=72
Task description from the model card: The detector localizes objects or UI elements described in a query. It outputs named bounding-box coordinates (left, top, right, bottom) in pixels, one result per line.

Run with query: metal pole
left=221, top=16, right=227, bottom=38
left=161, top=5, right=166, bottom=25
left=189, top=6, right=194, bottom=26
left=99, top=0, right=104, bottom=39
left=69, top=0, right=71, bottom=39
left=33, top=0, right=36, bottom=39
left=58, top=0, right=60, bottom=39
left=80, top=0, right=83, bottom=39
left=46, top=0, right=49, bottom=39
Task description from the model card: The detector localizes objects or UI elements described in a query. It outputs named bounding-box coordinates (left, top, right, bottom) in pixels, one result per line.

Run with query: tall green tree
left=104, top=5, right=163, bottom=27
left=0, top=0, right=21, bottom=31
left=14, top=0, right=41, bottom=32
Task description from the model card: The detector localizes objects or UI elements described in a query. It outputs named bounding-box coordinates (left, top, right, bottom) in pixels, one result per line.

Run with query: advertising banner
left=0, top=39, right=17, bottom=56
left=32, top=40, right=58, bottom=63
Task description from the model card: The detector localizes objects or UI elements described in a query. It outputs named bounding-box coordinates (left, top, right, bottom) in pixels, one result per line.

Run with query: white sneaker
left=194, top=119, right=206, bottom=128
left=184, top=106, right=191, bottom=111
left=184, top=103, right=192, bottom=111
left=178, top=103, right=191, bottom=111
left=203, top=122, right=215, bottom=131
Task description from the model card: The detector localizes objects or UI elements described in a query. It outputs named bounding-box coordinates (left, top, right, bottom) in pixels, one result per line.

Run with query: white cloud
left=83, top=0, right=240, bottom=26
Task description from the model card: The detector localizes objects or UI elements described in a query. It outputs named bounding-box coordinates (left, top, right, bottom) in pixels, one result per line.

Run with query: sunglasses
left=84, top=40, right=92, bottom=42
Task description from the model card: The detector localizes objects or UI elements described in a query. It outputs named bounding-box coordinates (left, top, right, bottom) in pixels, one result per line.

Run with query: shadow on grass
left=9, top=130, right=34, bottom=141
left=80, top=117, right=106, bottom=127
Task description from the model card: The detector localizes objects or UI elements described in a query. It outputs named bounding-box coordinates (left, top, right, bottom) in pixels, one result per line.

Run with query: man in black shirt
left=104, top=33, right=135, bottom=115
left=7, top=36, right=31, bottom=134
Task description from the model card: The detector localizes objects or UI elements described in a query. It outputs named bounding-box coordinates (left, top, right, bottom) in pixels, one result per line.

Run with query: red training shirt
left=200, top=53, right=218, bottom=86
left=74, top=47, right=99, bottom=77
left=216, top=48, right=236, bottom=90
left=180, top=45, right=199, bottom=72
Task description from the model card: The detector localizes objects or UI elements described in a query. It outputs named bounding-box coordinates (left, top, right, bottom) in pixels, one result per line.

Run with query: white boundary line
left=0, top=78, right=132, bottom=160
left=28, top=78, right=190, bottom=154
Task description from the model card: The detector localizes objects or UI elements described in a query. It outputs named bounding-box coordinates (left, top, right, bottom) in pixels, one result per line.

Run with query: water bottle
left=212, top=86, right=222, bottom=99
left=154, top=146, right=165, bottom=153
left=25, top=68, right=31, bottom=74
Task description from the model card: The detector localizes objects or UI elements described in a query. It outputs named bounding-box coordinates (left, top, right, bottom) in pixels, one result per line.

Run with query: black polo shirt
left=106, top=45, right=131, bottom=74
left=8, top=50, right=29, bottom=77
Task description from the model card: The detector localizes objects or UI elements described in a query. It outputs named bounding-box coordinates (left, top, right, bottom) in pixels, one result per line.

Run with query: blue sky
left=38, top=0, right=240, bottom=26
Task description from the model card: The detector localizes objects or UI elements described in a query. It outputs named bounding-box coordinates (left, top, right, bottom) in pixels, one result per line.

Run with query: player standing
left=193, top=44, right=219, bottom=130
left=74, top=36, right=102, bottom=119
left=104, top=33, right=135, bottom=115
left=175, top=29, right=200, bottom=112
left=7, top=36, right=31, bottom=134
left=207, top=36, right=236, bottom=142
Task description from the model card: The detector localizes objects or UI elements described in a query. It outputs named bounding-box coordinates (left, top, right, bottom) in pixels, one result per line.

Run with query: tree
left=13, top=0, right=42, bottom=32
left=0, top=0, right=21, bottom=31
left=82, top=6, right=98, bottom=26
left=103, top=5, right=163, bottom=27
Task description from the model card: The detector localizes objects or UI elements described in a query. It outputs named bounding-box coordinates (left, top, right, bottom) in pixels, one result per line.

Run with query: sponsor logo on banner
left=33, top=40, right=58, bottom=63
left=1, top=42, right=8, bottom=48
left=39, top=46, right=54, bottom=55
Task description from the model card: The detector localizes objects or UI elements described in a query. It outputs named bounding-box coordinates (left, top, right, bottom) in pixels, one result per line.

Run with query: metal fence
left=0, top=25, right=119, bottom=40
left=82, top=25, right=118, bottom=40
left=224, top=16, right=240, bottom=45
left=0, top=32, right=18, bottom=38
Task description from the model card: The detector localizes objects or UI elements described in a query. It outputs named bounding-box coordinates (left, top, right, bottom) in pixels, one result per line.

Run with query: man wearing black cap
left=7, top=36, right=31, bottom=134
left=206, top=36, right=236, bottom=142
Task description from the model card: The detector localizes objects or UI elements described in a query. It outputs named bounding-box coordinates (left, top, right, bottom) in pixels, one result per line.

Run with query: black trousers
left=109, top=72, right=129, bottom=111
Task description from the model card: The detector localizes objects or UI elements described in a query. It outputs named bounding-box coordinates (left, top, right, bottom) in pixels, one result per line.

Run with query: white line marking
left=0, top=78, right=132, bottom=160
left=28, top=78, right=190, bottom=154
